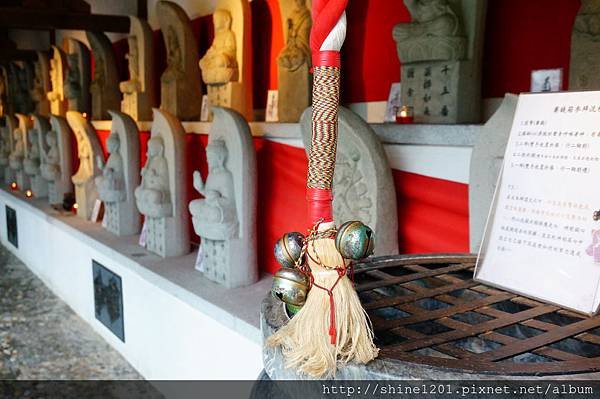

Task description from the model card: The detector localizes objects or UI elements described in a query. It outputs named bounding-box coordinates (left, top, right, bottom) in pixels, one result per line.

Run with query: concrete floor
left=0, top=244, right=141, bottom=380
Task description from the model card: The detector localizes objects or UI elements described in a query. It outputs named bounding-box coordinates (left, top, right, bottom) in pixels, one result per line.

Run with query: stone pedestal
left=74, top=179, right=97, bottom=219
left=278, top=64, right=310, bottom=122
left=393, top=0, right=486, bottom=124
left=14, top=170, right=30, bottom=191
left=206, top=82, right=247, bottom=119
left=121, top=92, right=152, bottom=122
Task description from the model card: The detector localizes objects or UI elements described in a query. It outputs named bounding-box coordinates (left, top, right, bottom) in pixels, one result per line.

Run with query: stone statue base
left=161, top=79, right=200, bottom=121
left=50, top=100, right=68, bottom=117
left=15, top=170, right=30, bottom=191
left=104, top=201, right=140, bottom=236
left=121, top=92, right=152, bottom=121
left=4, top=167, right=14, bottom=185
left=48, top=181, right=65, bottom=205
left=200, top=237, right=256, bottom=289
left=401, top=60, right=480, bottom=124
left=74, top=179, right=98, bottom=220
left=206, top=82, right=246, bottom=121
left=277, top=63, right=310, bottom=122
left=29, top=175, right=48, bottom=198
left=144, top=216, right=189, bottom=258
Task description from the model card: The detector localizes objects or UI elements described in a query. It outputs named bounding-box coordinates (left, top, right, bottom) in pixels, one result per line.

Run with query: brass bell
left=271, top=267, right=310, bottom=306
left=335, top=221, right=375, bottom=260
left=274, top=232, right=305, bottom=268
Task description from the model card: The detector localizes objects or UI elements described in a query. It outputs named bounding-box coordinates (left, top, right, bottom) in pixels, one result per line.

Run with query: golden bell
left=271, top=268, right=310, bottom=307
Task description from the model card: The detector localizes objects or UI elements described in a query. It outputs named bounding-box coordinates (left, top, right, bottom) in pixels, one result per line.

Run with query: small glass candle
left=72, top=203, right=79, bottom=214
left=10, top=182, right=17, bottom=191
left=25, top=190, right=33, bottom=198
left=396, top=105, right=414, bottom=124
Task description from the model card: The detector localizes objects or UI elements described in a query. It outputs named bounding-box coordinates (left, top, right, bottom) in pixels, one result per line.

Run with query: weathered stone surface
left=64, top=39, right=91, bottom=114
left=135, top=108, right=190, bottom=257
left=469, top=94, right=517, bottom=252
left=277, top=0, right=311, bottom=122
left=0, top=115, right=16, bottom=185
left=31, top=52, right=51, bottom=117
left=120, top=16, right=156, bottom=121
left=67, top=111, right=103, bottom=220
left=569, top=0, right=600, bottom=90
left=10, top=114, right=32, bottom=191
left=393, top=0, right=486, bottom=124
left=47, top=46, right=68, bottom=117
left=86, top=31, right=121, bottom=121
left=96, top=111, right=141, bottom=236
left=200, top=0, right=253, bottom=120
left=23, top=115, right=50, bottom=198
left=300, top=107, right=398, bottom=256
left=42, top=115, right=73, bottom=205
left=157, top=1, right=202, bottom=121
left=7, top=63, right=35, bottom=116
left=189, top=107, right=257, bottom=288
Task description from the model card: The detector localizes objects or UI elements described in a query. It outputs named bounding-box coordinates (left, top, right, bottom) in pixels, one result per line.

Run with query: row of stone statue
left=1, top=0, right=311, bottom=124
left=0, top=100, right=401, bottom=289
left=0, top=107, right=257, bottom=288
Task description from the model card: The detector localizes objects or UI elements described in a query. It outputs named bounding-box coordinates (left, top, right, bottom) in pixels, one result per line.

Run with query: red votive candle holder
left=10, top=182, right=18, bottom=191
left=396, top=106, right=414, bottom=124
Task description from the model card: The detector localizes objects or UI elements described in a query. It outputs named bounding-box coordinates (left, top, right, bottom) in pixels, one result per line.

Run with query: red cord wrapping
left=306, top=187, right=333, bottom=224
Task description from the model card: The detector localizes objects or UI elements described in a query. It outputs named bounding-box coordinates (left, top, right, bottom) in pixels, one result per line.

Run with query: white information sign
left=476, top=91, right=600, bottom=315
left=265, top=90, right=279, bottom=122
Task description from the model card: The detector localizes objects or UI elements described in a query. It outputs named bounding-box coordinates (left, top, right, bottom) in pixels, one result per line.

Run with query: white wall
left=0, top=191, right=263, bottom=380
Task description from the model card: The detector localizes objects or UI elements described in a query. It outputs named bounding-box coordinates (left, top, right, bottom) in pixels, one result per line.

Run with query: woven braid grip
left=307, top=65, right=340, bottom=191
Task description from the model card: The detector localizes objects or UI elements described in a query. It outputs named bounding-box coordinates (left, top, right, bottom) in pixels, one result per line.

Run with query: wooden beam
left=0, top=7, right=130, bottom=32
left=0, top=49, right=38, bottom=61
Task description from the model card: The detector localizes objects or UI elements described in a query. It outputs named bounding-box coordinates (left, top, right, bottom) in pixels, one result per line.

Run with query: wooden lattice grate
left=353, top=253, right=600, bottom=375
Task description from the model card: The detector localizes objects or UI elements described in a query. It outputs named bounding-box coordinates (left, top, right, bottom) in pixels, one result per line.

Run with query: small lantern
left=271, top=267, right=310, bottom=307
left=274, top=232, right=305, bottom=268
left=335, top=221, right=375, bottom=260
left=396, top=105, right=414, bottom=124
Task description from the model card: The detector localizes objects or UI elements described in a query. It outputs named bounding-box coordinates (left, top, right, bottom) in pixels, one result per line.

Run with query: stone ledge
left=92, top=120, right=480, bottom=147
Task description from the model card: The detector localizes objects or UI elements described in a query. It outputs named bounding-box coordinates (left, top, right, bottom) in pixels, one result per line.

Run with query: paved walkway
left=0, top=244, right=141, bottom=380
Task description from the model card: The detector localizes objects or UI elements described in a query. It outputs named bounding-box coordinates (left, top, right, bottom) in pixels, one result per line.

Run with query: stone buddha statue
left=393, top=0, right=461, bottom=42
left=189, top=139, right=238, bottom=240
left=31, top=61, right=45, bottom=104
left=278, top=0, right=311, bottom=71
left=64, top=53, right=81, bottom=100
left=40, top=130, right=60, bottom=181
left=47, top=58, right=61, bottom=102
left=135, top=136, right=172, bottom=217
left=90, top=54, right=105, bottom=98
left=199, top=9, right=238, bottom=85
left=9, top=128, right=24, bottom=168
left=119, top=35, right=140, bottom=94
left=95, top=134, right=125, bottom=203
left=161, top=27, right=184, bottom=85
left=71, top=129, right=92, bottom=185
left=24, top=128, right=41, bottom=173
left=0, top=128, right=10, bottom=166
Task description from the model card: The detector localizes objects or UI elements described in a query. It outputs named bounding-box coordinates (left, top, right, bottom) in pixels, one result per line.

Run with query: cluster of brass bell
left=271, top=221, right=375, bottom=316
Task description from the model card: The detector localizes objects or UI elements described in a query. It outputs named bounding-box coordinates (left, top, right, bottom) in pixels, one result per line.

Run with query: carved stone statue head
left=206, top=139, right=227, bottom=171
left=106, top=134, right=120, bottom=154
left=147, top=136, right=164, bottom=158
left=213, top=9, right=232, bottom=32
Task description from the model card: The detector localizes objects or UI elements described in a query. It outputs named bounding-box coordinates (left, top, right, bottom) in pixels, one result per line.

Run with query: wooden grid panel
left=354, top=254, right=600, bottom=375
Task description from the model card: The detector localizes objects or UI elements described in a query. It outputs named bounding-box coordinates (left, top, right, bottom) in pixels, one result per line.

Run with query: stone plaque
left=5, top=205, right=17, bottom=248
left=92, top=260, right=124, bottom=342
